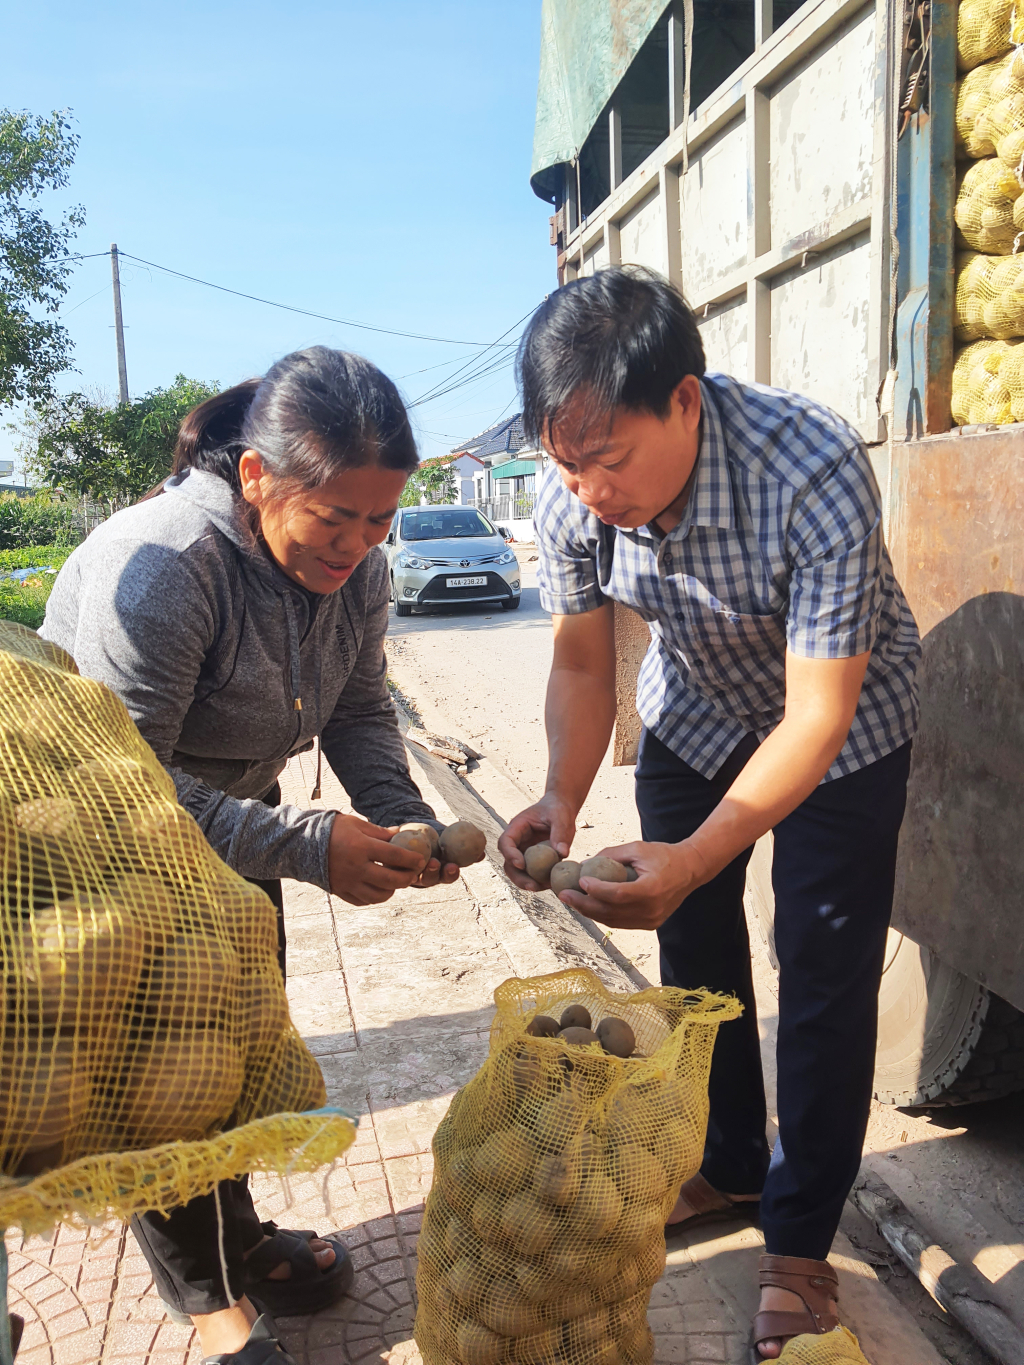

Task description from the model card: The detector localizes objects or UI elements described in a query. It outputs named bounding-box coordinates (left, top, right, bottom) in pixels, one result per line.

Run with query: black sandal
left=242, top=1224, right=354, bottom=1315
left=202, top=1314, right=296, bottom=1364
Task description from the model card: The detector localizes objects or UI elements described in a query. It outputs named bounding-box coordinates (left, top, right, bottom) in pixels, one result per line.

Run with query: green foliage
left=0, top=108, right=85, bottom=407
left=399, top=454, right=458, bottom=507
left=25, top=374, right=218, bottom=511
left=0, top=544, right=73, bottom=570
left=0, top=493, right=76, bottom=550
left=0, top=574, right=55, bottom=629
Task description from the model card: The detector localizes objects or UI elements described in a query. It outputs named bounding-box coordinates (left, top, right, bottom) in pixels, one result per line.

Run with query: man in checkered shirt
left=498, top=267, right=920, bottom=1359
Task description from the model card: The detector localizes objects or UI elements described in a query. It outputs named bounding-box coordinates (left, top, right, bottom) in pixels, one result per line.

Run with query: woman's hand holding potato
left=327, top=813, right=434, bottom=905
left=497, top=792, right=579, bottom=891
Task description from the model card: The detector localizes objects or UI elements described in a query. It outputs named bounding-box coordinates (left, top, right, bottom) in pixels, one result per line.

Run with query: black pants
left=635, top=729, right=912, bottom=1260
left=130, top=786, right=286, bottom=1315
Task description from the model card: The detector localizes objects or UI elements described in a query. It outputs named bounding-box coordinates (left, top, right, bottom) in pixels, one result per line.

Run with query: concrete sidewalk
left=5, top=745, right=945, bottom=1365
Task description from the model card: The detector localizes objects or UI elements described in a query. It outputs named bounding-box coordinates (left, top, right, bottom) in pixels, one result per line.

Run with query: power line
left=407, top=309, right=532, bottom=407
left=118, top=251, right=493, bottom=346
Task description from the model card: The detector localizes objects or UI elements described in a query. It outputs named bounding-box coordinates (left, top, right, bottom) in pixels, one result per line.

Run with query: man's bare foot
left=666, top=1185, right=760, bottom=1226
left=191, top=1297, right=258, bottom=1356
left=242, top=1234, right=335, bottom=1281
left=753, top=1285, right=811, bottom=1359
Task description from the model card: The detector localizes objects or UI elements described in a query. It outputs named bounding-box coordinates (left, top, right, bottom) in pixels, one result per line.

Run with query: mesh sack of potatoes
left=957, top=0, right=1021, bottom=71
left=950, top=337, right=1024, bottom=424
left=0, top=620, right=353, bottom=1229
left=956, top=56, right=1004, bottom=157
left=776, top=1327, right=871, bottom=1364
left=955, top=157, right=1024, bottom=253
left=977, top=48, right=1024, bottom=170
left=413, top=967, right=742, bottom=1365
left=955, top=250, right=1024, bottom=339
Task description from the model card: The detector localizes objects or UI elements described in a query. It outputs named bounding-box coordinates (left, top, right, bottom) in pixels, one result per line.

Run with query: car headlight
left=498, top=550, right=516, bottom=565
left=397, top=552, right=430, bottom=570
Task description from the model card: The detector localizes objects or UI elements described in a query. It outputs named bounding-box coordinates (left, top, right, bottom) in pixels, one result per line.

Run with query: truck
left=529, top=0, right=1024, bottom=1106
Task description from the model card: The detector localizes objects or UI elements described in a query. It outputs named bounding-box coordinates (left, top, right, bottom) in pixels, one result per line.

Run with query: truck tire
left=745, top=834, right=1024, bottom=1107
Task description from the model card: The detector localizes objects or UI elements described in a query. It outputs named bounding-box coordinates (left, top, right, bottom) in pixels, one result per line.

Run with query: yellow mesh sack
left=977, top=48, right=1024, bottom=170
left=957, top=0, right=1020, bottom=71
left=955, top=157, right=1024, bottom=253
left=951, top=337, right=1024, bottom=424
left=954, top=250, right=1024, bottom=338
left=778, top=1328, right=871, bottom=1364
left=413, top=967, right=742, bottom=1365
left=0, top=621, right=354, bottom=1235
left=996, top=338, right=1024, bottom=419
left=956, top=57, right=1003, bottom=157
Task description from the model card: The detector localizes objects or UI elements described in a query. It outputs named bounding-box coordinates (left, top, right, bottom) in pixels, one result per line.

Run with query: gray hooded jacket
left=39, top=467, right=436, bottom=889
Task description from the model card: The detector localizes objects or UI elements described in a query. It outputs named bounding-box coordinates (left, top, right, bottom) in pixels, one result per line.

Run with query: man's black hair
left=517, top=265, right=706, bottom=447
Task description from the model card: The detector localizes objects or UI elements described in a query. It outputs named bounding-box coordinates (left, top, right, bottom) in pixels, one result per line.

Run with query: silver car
left=385, top=505, right=521, bottom=617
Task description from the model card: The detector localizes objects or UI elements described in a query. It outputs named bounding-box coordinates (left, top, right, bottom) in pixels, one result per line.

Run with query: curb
left=852, top=1173, right=1024, bottom=1365
left=403, top=739, right=648, bottom=993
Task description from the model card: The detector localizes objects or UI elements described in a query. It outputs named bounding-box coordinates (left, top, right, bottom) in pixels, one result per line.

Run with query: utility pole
left=110, top=243, right=129, bottom=404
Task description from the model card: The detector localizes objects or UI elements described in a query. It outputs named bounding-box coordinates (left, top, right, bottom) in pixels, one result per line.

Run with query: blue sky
left=2, top=0, right=552, bottom=477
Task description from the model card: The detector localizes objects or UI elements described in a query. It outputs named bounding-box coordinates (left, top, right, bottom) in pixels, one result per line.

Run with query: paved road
left=385, top=553, right=1024, bottom=1365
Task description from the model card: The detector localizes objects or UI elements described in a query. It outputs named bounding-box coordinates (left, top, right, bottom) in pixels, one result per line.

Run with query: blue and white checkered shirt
left=535, top=372, right=920, bottom=782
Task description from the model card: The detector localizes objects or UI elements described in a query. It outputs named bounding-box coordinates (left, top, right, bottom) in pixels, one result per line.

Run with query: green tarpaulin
left=531, top=0, right=666, bottom=202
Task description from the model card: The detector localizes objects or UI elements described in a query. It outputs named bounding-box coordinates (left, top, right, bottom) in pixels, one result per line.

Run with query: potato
left=438, top=821, right=486, bottom=867
left=390, top=828, right=432, bottom=860
left=512, top=1259, right=556, bottom=1304
left=499, top=1191, right=558, bottom=1254
left=525, top=1014, right=559, bottom=1038
left=523, top=842, right=560, bottom=888
left=510, top=1324, right=562, bottom=1364
left=114, top=802, right=212, bottom=882
left=63, top=757, right=165, bottom=822
left=596, top=1258, right=642, bottom=1305
left=533, top=1151, right=580, bottom=1206
left=564, top=1305, right=611, bottom=1349
left=611, top=1144, right=668, bottom=1204
left=448, top=1252, right=488, bottom=1303
left=614, top=1202, right=664, bottom=1252
left=478, top=1276, right=545, bottom=1336
left=9, top=899, right=146, bottom=1028
left=444, top=1214, right=477, bottom=1261
left=579, top=856, right=629, bottom=884
left=456, top=1319, right=506, bottom=1365
left=635, top=1238, right=667, bottom=1287
left=625, top=866, right=639, bottom=882
left=532, top=1091, right=587, bottom=1150
left=619, top=1321, right=653, bottom=1358
left=473, top=1127, right=536, bottom=1193
left=441, top=1147, right=481, bottom=1215
left=400, top=821, right=440, bottom=857
left=549, top=860, right=581, bottom=895
left=558, top=1026, right=599, bottom=1048
left=559, top=1004, right=591, bottom=1031
left=241, top=969, right=291, bottom=1050
left=471, top=1189, right=505, bottom=1243
left=1, top=1038, right=92, bottom=1152
left=102, top=874, right=181, bottom=953
left=416, top=1220, right=447, bottom=1272
left=542, top=1241, right=619, bottom=1287
left=139, top=932, right=240, bottom=1027
left=115, top=1030, right=243, bottom=1145
left=478, top=1241, right=508, bottom=1276
left=596, top=1016, right=636, bottom=1059
left=567, top=1173, right=623, bottom=1239
left=547, top=1286, right=597, bottom=1321
left=588, top=1342, right=626, bottom=1365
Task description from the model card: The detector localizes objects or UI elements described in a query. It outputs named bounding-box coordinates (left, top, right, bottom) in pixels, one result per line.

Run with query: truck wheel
left=874, top=936, right=1024, bottom=1106
left=745, top=833, right=1024, bottom=1107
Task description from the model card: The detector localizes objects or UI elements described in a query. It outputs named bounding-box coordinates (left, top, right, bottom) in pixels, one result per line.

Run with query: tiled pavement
left=5, top=750, right=944, bottom=1364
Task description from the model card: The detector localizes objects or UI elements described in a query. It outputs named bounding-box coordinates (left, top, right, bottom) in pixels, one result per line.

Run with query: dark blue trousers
left=634, top=728, right=912, bottom=1259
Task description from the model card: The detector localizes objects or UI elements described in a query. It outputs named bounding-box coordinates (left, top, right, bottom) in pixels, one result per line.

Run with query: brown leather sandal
left=664, top=1171, right=761, bottom=1234
left=749, top=1255, right=840, bottom=1361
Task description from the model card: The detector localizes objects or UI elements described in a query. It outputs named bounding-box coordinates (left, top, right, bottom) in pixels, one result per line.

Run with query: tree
left=399, top=454, right=458, bottom=507
left=0, top=108, right=85, bottom=407
left=24, top=375, right=218, bottom=513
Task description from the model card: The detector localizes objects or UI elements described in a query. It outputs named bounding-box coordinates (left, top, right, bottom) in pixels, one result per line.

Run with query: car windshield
left=400, top=509, right=497, bottom=541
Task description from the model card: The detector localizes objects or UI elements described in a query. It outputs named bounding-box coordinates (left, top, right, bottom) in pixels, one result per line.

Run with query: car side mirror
left=385, top=532, right=395, bottom=545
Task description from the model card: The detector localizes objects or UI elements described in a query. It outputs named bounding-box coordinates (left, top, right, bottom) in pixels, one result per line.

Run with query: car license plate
left=446, top=575, right=487, bottom=588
